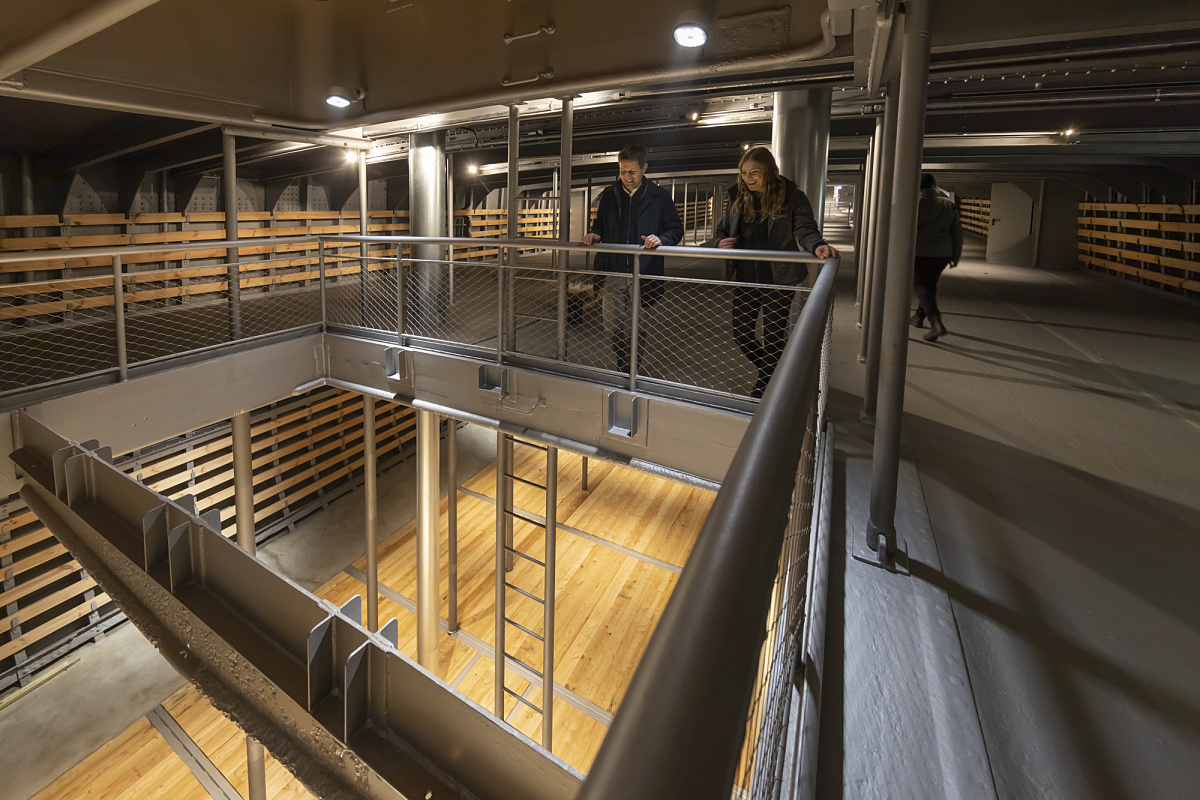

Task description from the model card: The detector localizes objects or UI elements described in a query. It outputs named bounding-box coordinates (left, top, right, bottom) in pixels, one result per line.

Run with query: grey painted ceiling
left=1, top=0, right=1199, bottom=196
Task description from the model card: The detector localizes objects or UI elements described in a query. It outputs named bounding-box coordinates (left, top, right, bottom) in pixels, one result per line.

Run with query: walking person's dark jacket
left=589, top=177, right=683, bottom=277
left=714, top=177, right=828, bottom=285
left=914, top=187, right=963, bottom=263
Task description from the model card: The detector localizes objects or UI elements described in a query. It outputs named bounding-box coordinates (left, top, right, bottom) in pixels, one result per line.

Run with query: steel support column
left=363, top=396, right=379, bottom=632
left=859, top=93, right=897, bottom=364
left=867, top=0, right=934, bottom=558
left=557, top=97, right=573, bottom=360
left=862, top=81, right=901, bottom=418
left=232, top=410, right=266, bottom=800
left=854, top=134, right=875, bottom=310
left=504, top=105, right=519, bottom=351
left=772, top=88, right=832, bottom=229
left=358, top=149, right=370, bottom=328
left=223, top=131, right=241, bottom=340
left=543, top=446, right=558, bottom=751
left=858, top=116, right=884, bottom=330
left=416, top=409, right=440, bottom=672
left=409, top=131, right=448, bottom=329
left=446, top=419, right=459, bottom=633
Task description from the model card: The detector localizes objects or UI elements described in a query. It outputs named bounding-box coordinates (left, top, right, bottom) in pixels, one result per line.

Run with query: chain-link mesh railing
left=124, top=258, right=322, bottom=366
left=734, top=397, right=820, bottom=800
left=324, top=254, right=403, bottom=335
left=1, top=252, right=325, bottom=395
left=403, top=258, right=499, bottom=351
left=0, top=275, right=117, bottom=392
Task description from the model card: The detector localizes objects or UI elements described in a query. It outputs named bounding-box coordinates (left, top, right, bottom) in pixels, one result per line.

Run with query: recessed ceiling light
left=468, top=164, right=478, bottom=174
left=673, top=23, right=707, bottom=47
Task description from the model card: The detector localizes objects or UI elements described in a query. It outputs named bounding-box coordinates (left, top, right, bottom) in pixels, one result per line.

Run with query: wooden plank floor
left=315, top=445, right=714, bottom=774
left=33, top=683, right=315, bottom=800
left=30, top=444, right=714, bottom=794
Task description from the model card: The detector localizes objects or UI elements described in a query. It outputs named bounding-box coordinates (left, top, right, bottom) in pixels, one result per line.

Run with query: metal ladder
left=494, top=434, right=557, bottom=751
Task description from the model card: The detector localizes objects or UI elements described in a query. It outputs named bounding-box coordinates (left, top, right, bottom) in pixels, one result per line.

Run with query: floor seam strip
left=146, top=705, right=242, bottom=800
left=340, top=566, right=614, bottom=727
left=457, top=485, right=683, bottom=574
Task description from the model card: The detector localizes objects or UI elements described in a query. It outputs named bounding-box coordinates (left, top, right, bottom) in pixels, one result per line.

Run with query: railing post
left=495, top=256, right=505, bottom=363
left=318, top=242, right=328, bottom=332
left=223, top=130, right=242, bottom=341
left=364, top=396, right=379, bottom=633
left=358, top=149, right=370, bottom=329
left=112, top=254, right=127, bottom=380
left=628, top=253, right=641, bottom=391
left=416, top=408, right=440, bottom=673
left=494, top=433, right=511, bottom=718
left=557, top=96, right=573, bottom=361
left=447, top=418, right=459, bottom=633
left=543, top=445, right=557, bottom=751
left=397, top=249, right=407, bottom=344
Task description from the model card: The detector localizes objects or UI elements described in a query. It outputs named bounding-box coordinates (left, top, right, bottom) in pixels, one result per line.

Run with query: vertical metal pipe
left=417, top=409, right=440, bottom=672
left=682, top=181, right=689, bottom=241
left=543, top=446, right=558, bottom=751
left=854, top=134, right=875, bottom=310
left=363, top=396, right=379, bottom=632
left=581, top=456, right=589, bottom=491
left=494, top=433, right=510, bottom=717
left=858, top=119, right=883, bottom=326
left=557, top=97, right=573, bottom=360
left=246, top=741, right=266, bottom=800
left=504, top=437, right=514, bottom=571
left=397, top=250, right=407, bottom=343
left=447, top=419, right=459, bottom=633
left=223, top=131, right=241, bottom=340
left=358, top=149, right=369, bottom=327
left=586, top=172, right=594, bottom=270
left=318, top=243, right=328, bottom=331
left=232, top=411, right=255, bottom=553
left=232, top=408, right=266, bottom=800
left=862, top=81, right=901, bottom=420
left=112, top=254, right=127, bottom=380
left=859, top=111, right=891, bottom=359
left=772, top=88, right=832, bottom=230
left=867, top=0, right=934, bottom=557
left=409, top=132, right=448, bottom=330
left=629, top=253, right=641, bottom=390
left=505, top=105, right=519, bottom=352
left=19, top=153, right=34, bottom=240
left=447, top=152, right=455, bottom=303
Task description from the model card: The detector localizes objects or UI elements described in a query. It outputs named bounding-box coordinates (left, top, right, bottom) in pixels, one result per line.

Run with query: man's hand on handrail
left=580, top=233, right=601, bottom=246
left=641, top=234, right=662, bottom=250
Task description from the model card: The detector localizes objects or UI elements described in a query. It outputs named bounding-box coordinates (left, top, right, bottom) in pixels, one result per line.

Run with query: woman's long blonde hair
left=734, top=146, right=786, bottom=222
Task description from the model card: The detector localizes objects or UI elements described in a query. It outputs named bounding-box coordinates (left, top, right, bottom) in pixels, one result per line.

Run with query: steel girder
left=11, top=411, right=580, bottom=800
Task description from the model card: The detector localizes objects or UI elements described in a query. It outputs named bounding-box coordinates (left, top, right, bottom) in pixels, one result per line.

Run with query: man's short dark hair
left=920, top=172, right=937, bottom=191
left=618, top=144, right=648, bottom=167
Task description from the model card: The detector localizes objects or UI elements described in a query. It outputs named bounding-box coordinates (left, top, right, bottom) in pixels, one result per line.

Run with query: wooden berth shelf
left=1076, top=202, right=1200, bottom=296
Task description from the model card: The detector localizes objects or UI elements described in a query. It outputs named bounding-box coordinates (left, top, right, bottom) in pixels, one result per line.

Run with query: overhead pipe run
left=221, top=124, right=371, bottom=150
left=0, top=0, right=165, bottom=81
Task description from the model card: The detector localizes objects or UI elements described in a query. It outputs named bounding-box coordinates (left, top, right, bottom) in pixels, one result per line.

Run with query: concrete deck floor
left=818, top=237, right=1200, bottom=799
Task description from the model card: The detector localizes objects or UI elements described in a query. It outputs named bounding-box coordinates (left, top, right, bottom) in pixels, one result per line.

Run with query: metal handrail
left=576, top=256, right=838, bottom=800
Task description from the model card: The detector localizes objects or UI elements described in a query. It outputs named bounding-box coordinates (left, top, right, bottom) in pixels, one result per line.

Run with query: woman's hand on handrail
left=717, top=237, right=737, bottom=249
left=815, top=243, right=839, bottom=259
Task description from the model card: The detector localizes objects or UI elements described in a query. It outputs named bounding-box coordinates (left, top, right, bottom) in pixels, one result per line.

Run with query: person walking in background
left=910, top=172, right=963, bottom=342
left=715, top=146, right=838, bottom=398
left=581, top=143, right=683, bottom=373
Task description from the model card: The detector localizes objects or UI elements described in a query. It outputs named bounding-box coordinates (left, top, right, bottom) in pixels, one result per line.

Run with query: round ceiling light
left=673, top=23, right=707, bottom=47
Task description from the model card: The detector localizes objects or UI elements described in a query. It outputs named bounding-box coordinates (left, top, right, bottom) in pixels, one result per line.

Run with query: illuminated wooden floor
left=30, top=444, right=713, bottom=795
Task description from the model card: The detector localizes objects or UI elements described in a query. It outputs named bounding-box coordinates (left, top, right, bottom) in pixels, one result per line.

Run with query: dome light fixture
left=673, top=22, right=707, bottom=47
left=467, top=164, right=478, bottom=174
left=326, top=85, right=366, bottom=108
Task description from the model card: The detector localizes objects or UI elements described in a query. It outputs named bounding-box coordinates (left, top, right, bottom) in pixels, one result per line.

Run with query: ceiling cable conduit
left=220, top=124, right=371, bottom=150
left=0, top=0, right=165, bottom=80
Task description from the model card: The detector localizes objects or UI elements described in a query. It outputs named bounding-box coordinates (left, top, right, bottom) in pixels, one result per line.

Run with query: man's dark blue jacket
left=588, top=177, right=684, bottom=277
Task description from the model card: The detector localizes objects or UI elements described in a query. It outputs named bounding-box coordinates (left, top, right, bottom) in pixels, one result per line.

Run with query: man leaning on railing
left=580, top=143, right=684, bottom=373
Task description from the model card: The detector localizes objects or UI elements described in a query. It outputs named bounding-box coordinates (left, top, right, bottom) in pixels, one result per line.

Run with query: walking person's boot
left=910, top=308, right=926, bottom=328
left=923, top=314, right=947, bottom=342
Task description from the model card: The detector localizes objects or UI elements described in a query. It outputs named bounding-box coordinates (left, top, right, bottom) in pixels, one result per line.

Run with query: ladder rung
left=505, top=509, right=546, bottom=528
left=503, top=687, right=543, bottom=715
left=503, top=653, right=544, bottom=680
left=503, top=581, right=545, bottom=604
left=505, top=473, right=547, bottom=491
left=504, top=545, right=546, bottom=568
left=503, top=616, right=545, bottom=642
